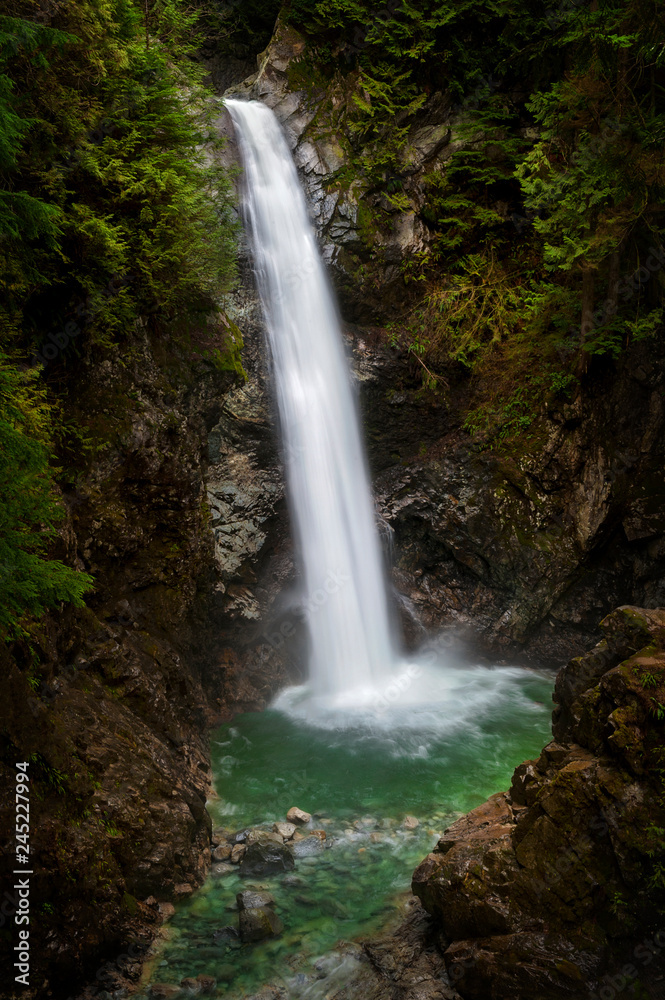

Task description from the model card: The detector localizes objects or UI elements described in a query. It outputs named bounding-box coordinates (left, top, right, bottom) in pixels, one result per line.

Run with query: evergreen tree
left=0, top=353, right=93, bottom=636
left=515, top=0, right=665, bottom=363
left=0, top=0, right=239, bottom=636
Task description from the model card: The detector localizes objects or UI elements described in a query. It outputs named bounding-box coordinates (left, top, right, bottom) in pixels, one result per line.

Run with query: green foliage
left=463, top=369, right=572, bottom=447
left=286, top=1, right=508, bottom=180
left=393, top=252, right=557, bottom=375
left=650, top=698, right=665, bottom=723
left=0, top=17, right=69, bottom=245
left=204, top=315, right=247, bottom=379
left=513, top=0, right=665, bottom=352
left=0, top=354, right=93, bottom=637
left=423, top=96, right=530, bottom=258
left=28, top=752, right=69, bottom=794
left=608, top=889, right=629, bottom=918
left=209, top=0, right=282, bottom=58
left=102, top=817, right=121, bottom=837
left=0, top=0, right=240, bottom=635
left=346, top=0, right=665, bottom=414
left=1, top=0, right=239, bottom=351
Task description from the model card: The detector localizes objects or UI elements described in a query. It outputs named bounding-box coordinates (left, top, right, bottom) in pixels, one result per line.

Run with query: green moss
left=121, top=891, right=138, bottom=915
left=204, top=315, right=247, bottom=381
left=286, top=49, right=330, bottom=100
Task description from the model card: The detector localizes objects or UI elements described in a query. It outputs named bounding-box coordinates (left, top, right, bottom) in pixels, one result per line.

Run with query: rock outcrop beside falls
left=371, top=340, right=665, bottom=664
left=215, top=17, right=439, bottom=322
left=0, top=318, right=291, bottom=1000
left=412, top=606, right=665, bottom=999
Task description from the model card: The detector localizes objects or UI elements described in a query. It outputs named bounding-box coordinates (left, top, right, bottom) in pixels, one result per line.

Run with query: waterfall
left=226, top=99, right=398, bottom=703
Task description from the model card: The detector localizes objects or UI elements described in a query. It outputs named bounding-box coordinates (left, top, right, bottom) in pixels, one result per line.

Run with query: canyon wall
left=2, top=15, right=664, bottom=1000
left=413, top=606, right=665, bottom=999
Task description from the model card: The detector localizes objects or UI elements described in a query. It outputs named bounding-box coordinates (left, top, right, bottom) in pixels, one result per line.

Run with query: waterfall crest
left=226, top=99, right=398, bottom=703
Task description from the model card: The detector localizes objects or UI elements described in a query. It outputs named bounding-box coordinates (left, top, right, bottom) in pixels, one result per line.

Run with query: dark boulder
left=239, top=841, right=295, bottom=877
left=238, top=906, right=284, bottom=943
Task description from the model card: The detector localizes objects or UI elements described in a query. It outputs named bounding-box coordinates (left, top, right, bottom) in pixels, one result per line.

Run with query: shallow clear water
left=139, top=663, right=554, bottom=998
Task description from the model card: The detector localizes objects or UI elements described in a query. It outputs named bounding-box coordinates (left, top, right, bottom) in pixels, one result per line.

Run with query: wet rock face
left=239, top=905, right=284, bottom=942
left=0, top=322, right=238, bottom=997
left=215, top=19, right=441, bottom=323
left=318, top=897, right=462, bottom=1000
left=237, top=889, right=284, bottom=944
left=412, top=606, right=665, bottom=1000
left=355, top=332, right=665, bottom=664
left=0, top=315, right=293, bottom=999
left=213, top=12, right=665, bottom=667
left=199, top=272, right=305, bottom=713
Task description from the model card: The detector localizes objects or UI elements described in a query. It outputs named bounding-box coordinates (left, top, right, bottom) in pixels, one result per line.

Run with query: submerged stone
left=282, top=874, right=306, bottom=888
left=247, top=829, right=284, bottom=846
left=291, top=835, right=325, bottom=858
left=212, top=843, right=232, bottom=861
left=211, top=862, right=235, bottom=877
left=212, top=925, right=240, bottom=943
left=196, top=974, right=217, bottom=995
left=237, top=889, right=276, bottom=910
left=239, top=905, right=284, bottom=942
left=212, top=827, right=233, bottom=844
left=273, top=821, right=296, bottom=839
left=239, top=841, right=295, bottom=876
left=158, top=902, right=175, bottom=921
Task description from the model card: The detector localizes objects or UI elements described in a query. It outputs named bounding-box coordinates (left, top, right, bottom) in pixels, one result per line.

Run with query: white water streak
left=226, top=100, right=398, bottom=698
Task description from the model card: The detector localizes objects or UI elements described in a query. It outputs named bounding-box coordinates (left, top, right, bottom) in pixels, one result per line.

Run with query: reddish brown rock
left=413, top=606, right=665, bottom=999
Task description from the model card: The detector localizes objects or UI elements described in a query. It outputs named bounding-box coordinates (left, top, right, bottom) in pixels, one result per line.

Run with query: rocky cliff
left=3, top=13, right=665, bottom=1000
left=0, top=314, right=293, bottom=1000
left=215, top=18, right=665, bottom=665
left=413, top=605, right=665, bottom=999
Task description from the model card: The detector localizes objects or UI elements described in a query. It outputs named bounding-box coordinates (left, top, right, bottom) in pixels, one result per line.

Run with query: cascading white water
left=226, top=99, right=398, bottom=704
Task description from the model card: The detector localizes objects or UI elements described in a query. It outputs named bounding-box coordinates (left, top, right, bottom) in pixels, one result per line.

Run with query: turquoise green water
left=140, top=665, right=554, bottom=998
